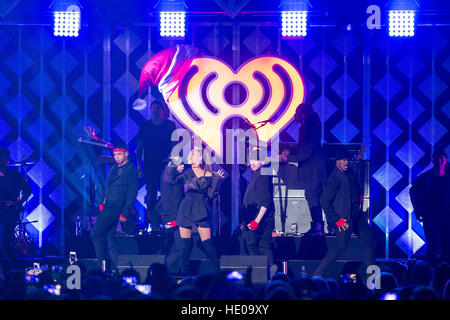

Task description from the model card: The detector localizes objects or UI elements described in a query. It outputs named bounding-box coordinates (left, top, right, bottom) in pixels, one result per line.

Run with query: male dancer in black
left=91, top=142, right=138, bottom=271
left=313, top=150, right=376, bottom=277
left=242, top=159, right=276, bottom=272
left=0, top=147, right=32, bottom=270
left=136, top=100, right=176, bottom=233
left=410, top=149, right=450, bottom=263
left=279, top=103, right=328, bottom=236
left=156, top=160, right=185, bottom=272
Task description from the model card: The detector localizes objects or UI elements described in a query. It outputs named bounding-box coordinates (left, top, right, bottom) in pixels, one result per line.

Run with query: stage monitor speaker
left=220, top=255, right=268, bottom=284
left=273, top=160, right=370, bottom=235
left=118, top=255, right=166, bottom=283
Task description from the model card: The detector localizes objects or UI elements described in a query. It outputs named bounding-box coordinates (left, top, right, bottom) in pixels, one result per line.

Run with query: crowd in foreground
left=0, top=259, right=449, bottom=300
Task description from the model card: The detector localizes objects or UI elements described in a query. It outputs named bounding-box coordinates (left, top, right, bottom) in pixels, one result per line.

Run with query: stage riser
left=66, top=235, right=368, bottom=260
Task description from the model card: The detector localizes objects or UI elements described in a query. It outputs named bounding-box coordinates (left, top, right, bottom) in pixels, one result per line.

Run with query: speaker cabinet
left=273, top=160, right=370, bottom=234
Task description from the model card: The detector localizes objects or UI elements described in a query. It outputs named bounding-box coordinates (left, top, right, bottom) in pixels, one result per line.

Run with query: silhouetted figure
left=280, top=103, right=327, bottom=236
left=136, top=100, right=176, bottom=232
left=410, top=149, right=450, bottom=263
left=0, top=147, right=32, bottom=270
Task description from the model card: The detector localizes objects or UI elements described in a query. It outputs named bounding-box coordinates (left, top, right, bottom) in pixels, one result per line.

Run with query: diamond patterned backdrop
left=370, top=27, right=450, bottom=259
left=1, top=21, right=448, bottom=259
left=0, top=26, right=104, bottom=255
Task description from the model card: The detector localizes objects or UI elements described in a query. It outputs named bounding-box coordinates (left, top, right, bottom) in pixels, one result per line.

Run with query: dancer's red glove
left=99, top=204, right=104, bottom=212
left=336, top=218, right=346, bottom=228
left=248, top=220, right=259, bottom=231
left=167, top=221, right=177, bottom=227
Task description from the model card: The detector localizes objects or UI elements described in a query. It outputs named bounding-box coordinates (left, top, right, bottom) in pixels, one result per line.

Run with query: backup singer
left=167, top=149, right=224, bottom=274
left=241, top=159, right=276, bottom=271
left=91, top=143, right=138, bottom=271
left=136, top=100, right=176, bottom=232
left=0, top=147, right=32, bottom=270
left=313, top=150, right=376, bottom=277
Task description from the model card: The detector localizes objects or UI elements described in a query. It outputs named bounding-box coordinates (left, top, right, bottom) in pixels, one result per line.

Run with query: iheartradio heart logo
left=166, top=56, right=305, bottom=156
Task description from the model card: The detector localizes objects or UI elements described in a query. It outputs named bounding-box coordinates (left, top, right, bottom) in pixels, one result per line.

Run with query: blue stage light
left=388, top=10, right=415, bottom=37
left=160, top=11, right=186, bottom=38
left=281, top=11, right=308, bottom=38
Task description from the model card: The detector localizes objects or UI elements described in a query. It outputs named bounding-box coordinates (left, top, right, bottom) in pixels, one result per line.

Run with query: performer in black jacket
left=167, top=149, right=223, bottom=274
left=156, top=162, right=185, bottom=272
left=91, top=142, right=138, bottom=271
left=313, top=150, right=376, bottom=277
left=279, top=103, right=328, bottom=236
left=0, top=147, right=32, bottom=270
left=242, top=160, right=275, bottom=269
left=410, top=149, right=450, bottom=263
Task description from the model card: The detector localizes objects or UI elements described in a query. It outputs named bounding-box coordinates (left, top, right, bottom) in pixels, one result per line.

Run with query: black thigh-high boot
left=179, top=237, right=192, bottom=274
left=201, top=238, right=220, bottom=273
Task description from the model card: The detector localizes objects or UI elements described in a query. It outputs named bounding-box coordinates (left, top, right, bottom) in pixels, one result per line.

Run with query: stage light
left=156, top=0, right=187, bottom=39
left=388, top=10, right=415, bottom=37
left=281, top=11, right=308, bottom=38
left=160, top=11, right=186, bottom=38
left=51, top=1, right=81, bottom=38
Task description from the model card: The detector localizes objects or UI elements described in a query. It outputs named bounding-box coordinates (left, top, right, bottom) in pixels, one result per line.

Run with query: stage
left=0, top=233, right=390, bottom=282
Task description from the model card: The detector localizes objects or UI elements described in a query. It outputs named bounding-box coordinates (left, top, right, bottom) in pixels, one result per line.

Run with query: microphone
left=243, top=117, right=256, bottom=129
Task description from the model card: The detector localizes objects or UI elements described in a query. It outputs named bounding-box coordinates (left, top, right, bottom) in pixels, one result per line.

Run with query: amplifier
left=273, top=160, right=370, bottom=234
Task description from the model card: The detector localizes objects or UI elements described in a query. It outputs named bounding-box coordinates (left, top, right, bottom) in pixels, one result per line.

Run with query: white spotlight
left=52, top=2, right=81, bottom=38
left=388, top=10, right=415, bottom=37
left=160, top=11, right=186, bottom=38
left=281, top=11, right=308, bottom=38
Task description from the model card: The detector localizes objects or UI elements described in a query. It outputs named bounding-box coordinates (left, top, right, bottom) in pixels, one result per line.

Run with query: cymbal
left=7, top=161, right=36, bottom=167
left=97, top=155, right=115, bottom=164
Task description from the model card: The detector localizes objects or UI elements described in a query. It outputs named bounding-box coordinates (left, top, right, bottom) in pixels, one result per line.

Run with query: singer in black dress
left=167, top=149, right=224, bottom=273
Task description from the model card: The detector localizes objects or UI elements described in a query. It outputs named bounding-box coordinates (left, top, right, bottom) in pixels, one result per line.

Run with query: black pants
left=314, top=213, right=376, bottom=277
left=163, top=226, right=181, bottom=272
left=436, top=214, right=450, bottom=262
left=0, top=212, right=17, bottom=267
left=143, top=163, right=165, bottom=228
left=243, top=218, right=275, bottom=267
left=91, top=207, right=121, bottom=270
left=422, top=215, right=442, bottom=262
